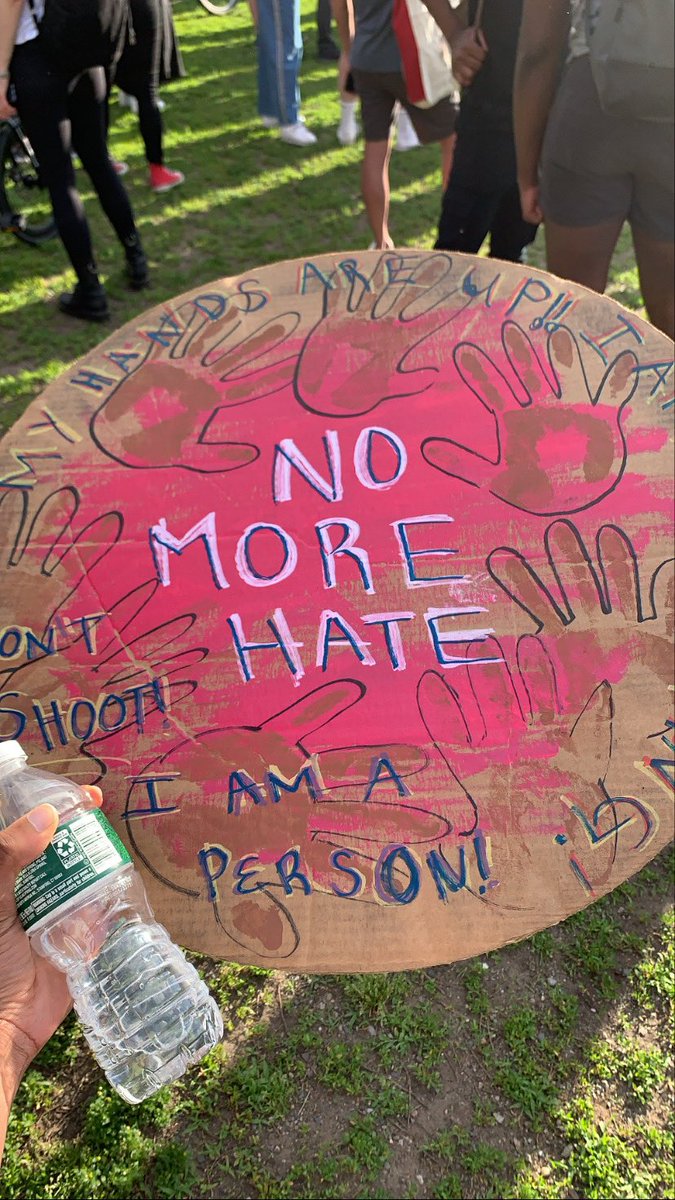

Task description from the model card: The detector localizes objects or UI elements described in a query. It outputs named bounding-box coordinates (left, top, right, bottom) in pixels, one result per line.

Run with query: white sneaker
left=395, top=107, right=420, bottom=151
left=118, top=90, right=139, bottom=115
left=118, top=92, right=164, bottom=114
left=279, top=122, right=317, bottom=146
left=261, top=115, right=279, bottom=128
left=337, top=102, right=359, bottom=146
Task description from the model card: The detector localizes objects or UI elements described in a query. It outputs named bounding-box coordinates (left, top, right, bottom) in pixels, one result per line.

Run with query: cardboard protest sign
left=0, top=251, right=672, bottom=972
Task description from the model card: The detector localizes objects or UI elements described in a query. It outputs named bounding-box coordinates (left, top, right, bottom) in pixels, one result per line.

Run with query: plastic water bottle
left=0, top=741, right=223, bottom=1103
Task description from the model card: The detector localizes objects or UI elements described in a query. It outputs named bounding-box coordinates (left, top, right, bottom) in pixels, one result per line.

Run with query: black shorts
left=353, top=68, right=457, bottom=144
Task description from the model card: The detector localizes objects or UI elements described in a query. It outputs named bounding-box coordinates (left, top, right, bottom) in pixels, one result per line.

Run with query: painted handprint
left=2, top=571, right=208, bottom=783
left=113, top=680, right=439, bottom=958
left=90, top=302, right=301, bottom=472
left=0, top=484, right=122, bottom=689
left=83, top=574, right=210, bottom=756
left=422, top=321, right=638, bottom=515
left=487, top=518, right=674, bottom=703
left=417, top=635, right=560, bottom=841
left=416, top=639, right=655, bottom=911
left=294, top=253, right=470, bottom=416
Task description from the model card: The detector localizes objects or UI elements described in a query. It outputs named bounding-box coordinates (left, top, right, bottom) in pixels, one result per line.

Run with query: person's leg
left=401, top=90, right=457, bottom=213
left=435, top=179, right=498, bottom=253
left=435, top=118, right=496, bottom=252
left=489, top=185, right=539, bottom=263
left=337, top=90, right=359, bottom=146
left=631, top=226, right=675, bottom=338
left=352, top=71, right=397, bottom=246
left=545, top=217, right=624, bottom=293
left=395, top=105, right=420, bottom=151
left=258, top=0, right=314, bottom=140
left=116, top=0, right=182, bottom=186
left=277, top=0, right=302, bottom=129
left=440, top=134, right=455, bottom=192
left=69, top=68, right=148, bottom=288
left=362, top=140, right=394, bottom=248
left=316, top=0, right=338, bottom=58
left=11, top=41, right=107, bottom=315
left=256, top=0, right=277, bottom=121
left=629, top=114, right=674, bottom=337
left=135, top=78, right=165, bottom=165
left=70, top=70, right=137, bottom=244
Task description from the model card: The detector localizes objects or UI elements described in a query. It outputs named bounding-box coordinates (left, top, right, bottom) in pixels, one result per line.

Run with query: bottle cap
left=0, top=741, right=28, bottom=769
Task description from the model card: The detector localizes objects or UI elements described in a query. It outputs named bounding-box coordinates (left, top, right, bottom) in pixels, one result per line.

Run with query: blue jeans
left=257, top=0, right=302, bottom=126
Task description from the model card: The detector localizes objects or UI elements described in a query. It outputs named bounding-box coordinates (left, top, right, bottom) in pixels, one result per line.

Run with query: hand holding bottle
left=0, top=744, right=223, bottom=1114
left=0, top=786, right=101, bottom=1163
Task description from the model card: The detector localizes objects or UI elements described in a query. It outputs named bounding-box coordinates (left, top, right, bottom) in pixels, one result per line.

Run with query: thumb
left=0, top=805, right=59, bottom=899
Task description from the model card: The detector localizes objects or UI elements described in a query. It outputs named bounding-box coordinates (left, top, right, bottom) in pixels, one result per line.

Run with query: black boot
left=58, top=279, right=110, bottom=323
left=124, top=235, right=150, bottom=290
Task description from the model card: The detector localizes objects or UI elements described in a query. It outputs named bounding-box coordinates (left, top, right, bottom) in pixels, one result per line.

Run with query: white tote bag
left=393, top=0, right=459, bottom=109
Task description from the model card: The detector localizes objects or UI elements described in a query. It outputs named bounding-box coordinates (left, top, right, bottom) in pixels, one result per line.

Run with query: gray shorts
left=352, top=69, right=457, bottom=145
left=541, top=55, right=674, bottom=241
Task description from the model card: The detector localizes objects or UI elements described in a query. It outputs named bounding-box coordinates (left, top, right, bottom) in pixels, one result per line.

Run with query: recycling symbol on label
left=53, top=830, right=84, bottom=868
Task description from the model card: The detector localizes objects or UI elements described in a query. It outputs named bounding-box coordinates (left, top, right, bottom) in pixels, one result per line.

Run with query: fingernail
left=27, top=804, right=58, bottom=833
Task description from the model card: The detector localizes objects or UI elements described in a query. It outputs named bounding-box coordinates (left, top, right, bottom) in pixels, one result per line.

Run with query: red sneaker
left=111, top=160, right=129, bottom=176
left=149, top=164, right=185, bottom=194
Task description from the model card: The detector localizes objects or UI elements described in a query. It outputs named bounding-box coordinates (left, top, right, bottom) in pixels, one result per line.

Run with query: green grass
left=1, top=4, right=672, bottom=1198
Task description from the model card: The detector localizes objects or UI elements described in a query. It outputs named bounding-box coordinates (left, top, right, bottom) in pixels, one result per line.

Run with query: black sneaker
left=125, top=245, right=150, bottom=290
left=58, top=282, right=110, bottom=323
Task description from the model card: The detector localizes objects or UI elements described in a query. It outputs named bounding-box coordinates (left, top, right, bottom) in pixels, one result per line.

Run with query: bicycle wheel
left=0, top=122, right=57, bottom=247
left=197, top=0, right=240, bottom=14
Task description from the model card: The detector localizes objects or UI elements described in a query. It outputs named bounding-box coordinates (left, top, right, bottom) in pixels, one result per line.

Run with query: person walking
left=0, top=0, right=148, bottom=320
left=113, top=0, right=185, bottom=193
left=331, top=0, right=478, bottom=248
left=258, top=0, right=317, bottom=146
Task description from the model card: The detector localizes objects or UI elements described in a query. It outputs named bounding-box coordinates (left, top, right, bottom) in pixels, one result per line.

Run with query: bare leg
left=545, top=216, right=624, bottom=293
left=248, top=0, right=259, bottom=29
left=631, top=224, right=675, bottom=338
left=362, top=138, right=394, bottom=249
left=440, top=133, right=456, bottom=192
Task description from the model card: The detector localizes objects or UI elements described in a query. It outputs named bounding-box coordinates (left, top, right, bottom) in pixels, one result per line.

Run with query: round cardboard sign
left=0, top=251, right=673, bottom=972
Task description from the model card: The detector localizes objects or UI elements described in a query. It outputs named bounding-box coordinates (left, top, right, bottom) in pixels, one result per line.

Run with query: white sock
left=340, top=99, right=357, bottom=119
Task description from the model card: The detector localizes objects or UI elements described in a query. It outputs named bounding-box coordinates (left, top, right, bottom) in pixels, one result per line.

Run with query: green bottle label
left=15, top=810, right=132, bottom=931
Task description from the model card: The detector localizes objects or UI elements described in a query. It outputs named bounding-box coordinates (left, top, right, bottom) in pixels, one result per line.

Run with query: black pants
left=114, top=0, right=164, bottom=165
left=436, top=115, right=538, bottom=262
left=11, top=39, right=137, bottom=283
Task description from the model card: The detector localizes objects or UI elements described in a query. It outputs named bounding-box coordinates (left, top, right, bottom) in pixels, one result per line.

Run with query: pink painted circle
left=1, top=251, right=673, bottom=971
